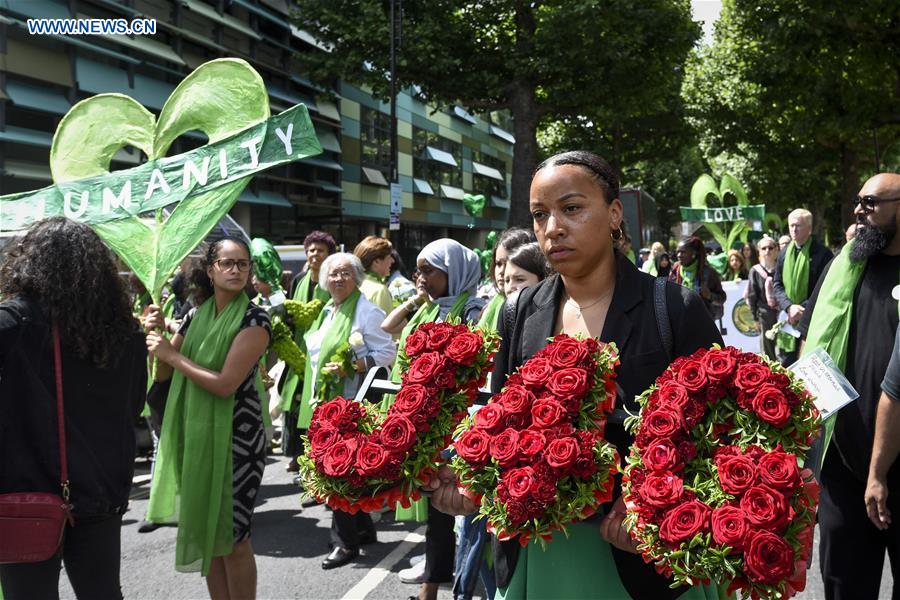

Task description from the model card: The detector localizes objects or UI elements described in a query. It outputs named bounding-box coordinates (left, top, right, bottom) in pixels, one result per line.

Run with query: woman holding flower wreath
left=299, top=252, right=397, bottom=570
left=426, top=151, right=723, bottom=599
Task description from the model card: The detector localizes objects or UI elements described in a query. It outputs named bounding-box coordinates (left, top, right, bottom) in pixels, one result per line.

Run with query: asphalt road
left=51, top=454, right=892, bottom=600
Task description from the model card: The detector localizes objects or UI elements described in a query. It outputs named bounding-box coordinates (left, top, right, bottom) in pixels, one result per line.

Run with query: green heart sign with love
left=681, top=173, right=765, bottom=252
left=0, top=58, right=322, bottom=303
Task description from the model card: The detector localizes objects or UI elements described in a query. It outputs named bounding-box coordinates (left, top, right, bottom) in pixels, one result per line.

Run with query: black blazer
left=490, top=253, right=723, bottom=599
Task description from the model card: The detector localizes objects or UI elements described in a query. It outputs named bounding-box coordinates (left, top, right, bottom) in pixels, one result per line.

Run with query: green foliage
left=271, top=315, right=307, bottom=373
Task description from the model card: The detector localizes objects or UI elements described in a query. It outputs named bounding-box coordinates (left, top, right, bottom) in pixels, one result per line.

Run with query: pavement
left=51, top=453, right=892, bottom=600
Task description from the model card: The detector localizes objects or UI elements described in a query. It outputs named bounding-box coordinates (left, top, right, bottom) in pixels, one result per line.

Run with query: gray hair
left=319, top=252, right=365, bottom=291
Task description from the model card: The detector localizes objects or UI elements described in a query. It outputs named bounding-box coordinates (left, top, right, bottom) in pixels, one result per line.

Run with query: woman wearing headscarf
left=297, top=252, right=396, bottom=570
left=424, top=151, right=723, bottom=600
left=381, top=239, right=485, bottom=599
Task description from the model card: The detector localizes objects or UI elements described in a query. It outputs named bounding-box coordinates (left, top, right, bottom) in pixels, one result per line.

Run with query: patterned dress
left=178, top=303, right=272, bottom=541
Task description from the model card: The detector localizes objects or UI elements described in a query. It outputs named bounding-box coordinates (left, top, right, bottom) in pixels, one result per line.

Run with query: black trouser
left=330, top=509, right=375, bottom=550
left=758, top=311, right=778, bottom=361
left=283, top=407, right=304, bottom=461
left=0, top=513, right=123, bottom=600
left=423, top=502, right=455, bottom=583
left=819, top=451, right=900, bottom=600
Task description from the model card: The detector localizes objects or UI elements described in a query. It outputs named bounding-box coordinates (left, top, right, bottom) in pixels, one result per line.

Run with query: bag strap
left=654, top=277, right=673, bottom=362
left=51, top=323, right=70, bottom=502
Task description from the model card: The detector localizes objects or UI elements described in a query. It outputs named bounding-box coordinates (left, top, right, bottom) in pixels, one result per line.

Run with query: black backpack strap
left=654, top=277, right=673, bottom=362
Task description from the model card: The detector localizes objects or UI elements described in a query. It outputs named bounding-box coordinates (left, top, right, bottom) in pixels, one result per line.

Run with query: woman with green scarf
left=670, top=236, right=727, bottom=320
left=354, top=235, right=395, bottom=315
left=298, top=252, right=397, bottom=570
left=476, top=228, right=535, bottom=332
left=143, top=237, right=271, bottom=599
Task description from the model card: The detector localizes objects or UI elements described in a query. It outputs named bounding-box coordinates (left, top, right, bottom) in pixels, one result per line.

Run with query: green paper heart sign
left=0, top=58, right=323, bottom=303
left=462, top=193, right=486, bottom=217
left=681, top=173, right=764, bottom=251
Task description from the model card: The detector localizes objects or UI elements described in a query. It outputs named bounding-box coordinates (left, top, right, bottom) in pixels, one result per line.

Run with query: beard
left=850, top=219, right=897, bottom=261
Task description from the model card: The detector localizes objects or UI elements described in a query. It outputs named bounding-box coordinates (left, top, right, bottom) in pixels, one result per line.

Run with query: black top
left=800, top=251, right=900, bottom=485
left=491, top=253, right=724, bottom=599
left=746, top=264, right=779, bottom=322
left=772, top=238, right=832, bottom=312
left=882, top=325, right=900, bottom=402
left=0, top=297, right=147, bottom=516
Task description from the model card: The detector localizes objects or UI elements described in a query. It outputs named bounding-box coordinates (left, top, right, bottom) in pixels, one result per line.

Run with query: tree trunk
left=508, top=82, right=540, bottom=228
left=839, top=143, right=859, bottom=233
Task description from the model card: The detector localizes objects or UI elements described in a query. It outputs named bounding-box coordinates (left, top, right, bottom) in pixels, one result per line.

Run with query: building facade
left=0, top=0, right=514, bottom=259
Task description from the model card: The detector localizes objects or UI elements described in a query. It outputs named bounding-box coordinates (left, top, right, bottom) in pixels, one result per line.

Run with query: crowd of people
left=0, top=153, right=898, bottom=600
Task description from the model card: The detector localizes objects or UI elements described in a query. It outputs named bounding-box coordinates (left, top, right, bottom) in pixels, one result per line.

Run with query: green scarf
left=477, top=293, right=505, bottom=333
left=147, top=292, right=250, bottom=575
left=777, top=239, right=812, bottom=352
left=679, top=261, right=698, bottom=289
left=297, top=288, right=362, bottom=428
left=366, top=271, right=385, bottom=284
left=647, top=261, right=658, bottom=277
left=279, top=271, right=331, bottom=411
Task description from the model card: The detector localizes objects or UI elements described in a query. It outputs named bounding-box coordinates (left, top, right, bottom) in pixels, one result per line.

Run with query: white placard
left=789, top=347, right=859, bottom=419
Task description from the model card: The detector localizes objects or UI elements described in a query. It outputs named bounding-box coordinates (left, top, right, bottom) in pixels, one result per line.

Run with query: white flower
left=348, top=331, right=365, bottom=350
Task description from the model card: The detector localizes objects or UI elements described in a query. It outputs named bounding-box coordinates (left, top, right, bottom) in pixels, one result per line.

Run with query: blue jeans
left=452, top=514, right=496, bottom=600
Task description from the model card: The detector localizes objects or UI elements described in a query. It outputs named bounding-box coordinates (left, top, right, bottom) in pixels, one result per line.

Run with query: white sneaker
left=408, top=553, right=425, bottom=566
left=398, top=559, right=426, bottom=584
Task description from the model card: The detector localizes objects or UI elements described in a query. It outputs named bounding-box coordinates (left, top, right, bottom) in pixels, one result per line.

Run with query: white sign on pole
left=389, top=182, right=402, bottom=231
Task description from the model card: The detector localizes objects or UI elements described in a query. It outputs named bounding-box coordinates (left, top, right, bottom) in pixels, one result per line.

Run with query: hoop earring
left=611, top=226, right=623, bottom=241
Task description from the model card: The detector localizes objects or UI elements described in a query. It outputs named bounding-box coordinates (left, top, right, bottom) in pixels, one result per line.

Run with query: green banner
left=0, top=104, right=319, bottom=232
left=679, top=204, right=766, bottom=223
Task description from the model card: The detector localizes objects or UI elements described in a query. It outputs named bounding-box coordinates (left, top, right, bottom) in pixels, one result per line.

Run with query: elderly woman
left=298, top=252, right=397, bottom=570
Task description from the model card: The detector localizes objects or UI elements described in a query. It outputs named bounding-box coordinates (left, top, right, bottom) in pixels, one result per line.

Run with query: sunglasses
left=854, top=194, right=900, bottom=212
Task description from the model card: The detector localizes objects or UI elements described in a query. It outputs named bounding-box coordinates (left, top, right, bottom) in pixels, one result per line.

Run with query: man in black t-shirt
left=799, top=173, right=900, bottom=600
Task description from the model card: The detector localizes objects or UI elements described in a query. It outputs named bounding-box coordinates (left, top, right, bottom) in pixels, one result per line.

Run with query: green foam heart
left=463, top=193, right=486, bottom=217
left=49, top=58, right=270, bottom=302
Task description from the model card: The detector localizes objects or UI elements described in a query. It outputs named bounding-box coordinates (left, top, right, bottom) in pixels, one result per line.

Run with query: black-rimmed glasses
left=854, top=194, right=900, bottom=212
left=214, top=259, right=252, bottom=272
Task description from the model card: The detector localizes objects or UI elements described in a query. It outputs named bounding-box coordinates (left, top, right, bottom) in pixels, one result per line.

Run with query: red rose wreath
left=297, top=321, right=499, bottom=513
left=451, top=335, right=620, bottom=546
left=622, top=346, right=821, bottom=600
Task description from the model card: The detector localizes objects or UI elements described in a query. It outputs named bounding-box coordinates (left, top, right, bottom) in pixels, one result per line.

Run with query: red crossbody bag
left=0, top=322, right=74, bottom=563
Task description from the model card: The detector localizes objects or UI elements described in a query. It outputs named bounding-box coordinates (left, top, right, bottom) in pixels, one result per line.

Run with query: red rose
left=518, top=429, right=546, bottom=461
left=490, top=428, right=521, bottom=467
left=734, top=363, right=771, bottom=392
left=743, top=530, right=794, bottom=584
left=758, top=451, right=801, bottom=492
left=659, top=500, right=711, bottom=546
left=455, top=428, right=491, bottom=466
left=531, top=399, right=567, bottom=428
left=315, top=397, right=352, bottom=427
left=403, top=329, right=427, bottom=356
left=519, top=358, right=553, bottom=388
left=642, top=439, right=683, bottom=472
left=547, top=368, right=591, bottom=398
left=657, top=381, right=691, bottom=408
left=506, top=499, right=528, bottom=525
left=498, top=385, right=534, bottom=415
left=641, top=409, right=684, bottom=441
left=379, top=415, right=417, bottom=452
left=545, top=436, right=579, bottom=470
left=740, top=484, right=794, bottom=531
left=322, top=437, right=359, bottom=477
left=392, top=384, right=430, bottom=416
left=711, top=505, right=750, bottom=551
left=473, top=404, right=506, bottom=432
left=446, top=331, right=483, bottom=366
left=425, top=323, right=454, bottom=351
left=434, top=366, right=458, bottom=389
left=676, top=360, right=708, bottom=393
left=639, top=472, right=684, bottom=508
left=751, top=385, right=792, bottom=427
left=309, top=423, right=341, bottom=458
left=716, top=454, right=758, bottom=495
left=504, top=466, right=536, bottom=500
left=357, top=440, right=390, bottom=477
left=406, top=352, right=447, bottom=384
left=546, top=338, right=591, bottom=369
left=702, top=349, right=737, bottom=383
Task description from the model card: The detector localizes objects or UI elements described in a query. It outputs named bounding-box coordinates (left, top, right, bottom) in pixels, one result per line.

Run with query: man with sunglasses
left=799, top=173, right=900, bottom=600
left=772, top=208, right=833, bottom=365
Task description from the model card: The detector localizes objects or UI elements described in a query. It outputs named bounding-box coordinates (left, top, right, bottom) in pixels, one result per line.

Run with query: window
left=412, top=128, right=462, bottom=192
left=360, top=107, right=391, bottom=179
left=472, top=151, right=508, bottom=200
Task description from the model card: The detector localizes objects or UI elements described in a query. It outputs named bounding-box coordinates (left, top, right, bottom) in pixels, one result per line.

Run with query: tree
left=291, top=0, right=700, bottom=226
left=683, top=0, right=900, bottom=239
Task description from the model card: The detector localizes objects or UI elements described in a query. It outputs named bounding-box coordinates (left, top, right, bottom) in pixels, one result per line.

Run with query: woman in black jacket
left=426, top=151, right=722, bottom=599
left=0, top=218, right=147, bottom=600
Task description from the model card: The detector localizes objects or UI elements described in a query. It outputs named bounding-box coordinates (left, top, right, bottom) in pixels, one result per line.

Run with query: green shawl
left=777, top=239, right=811, bottom=352
left=279, top=271, right=331, bottom=411
left=679, top=261, right=698, bottom=289
left=477, top=293, right=505, bottom=333
left=147, top=292, right=250, bottom=575
left=297, top=288, right=361, bottom=428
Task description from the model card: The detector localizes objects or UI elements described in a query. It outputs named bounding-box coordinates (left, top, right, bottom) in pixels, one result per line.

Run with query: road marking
left=340, top=526, right=426, bottom=600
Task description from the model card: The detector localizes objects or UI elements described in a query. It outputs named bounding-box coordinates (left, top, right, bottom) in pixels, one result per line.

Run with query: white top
left=305, top=294, right=397, bottom=401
